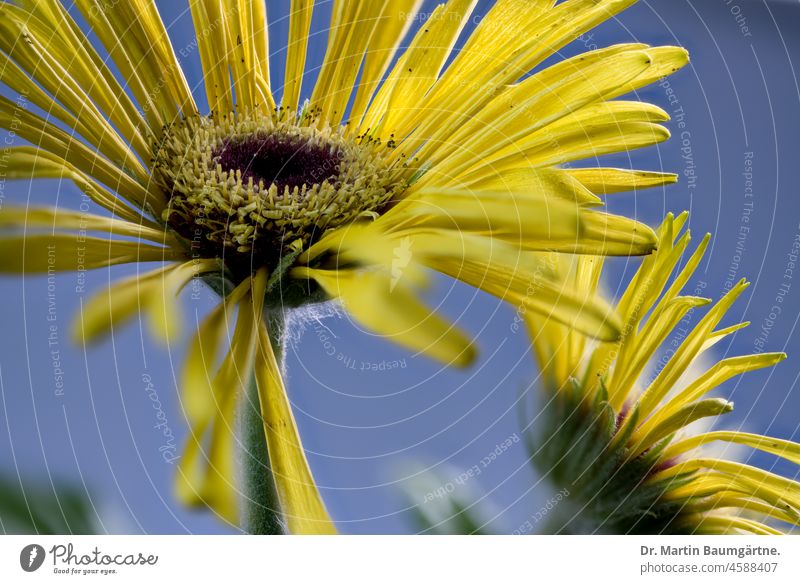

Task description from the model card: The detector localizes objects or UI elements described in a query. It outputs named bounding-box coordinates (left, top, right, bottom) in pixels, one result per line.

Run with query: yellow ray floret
left=0, top=0, right=698, bottom=533
left=525, top=213, right=800, bottom=534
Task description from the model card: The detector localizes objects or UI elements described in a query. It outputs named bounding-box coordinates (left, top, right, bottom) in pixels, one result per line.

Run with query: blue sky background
left=1, top=0, right=799, bottom=534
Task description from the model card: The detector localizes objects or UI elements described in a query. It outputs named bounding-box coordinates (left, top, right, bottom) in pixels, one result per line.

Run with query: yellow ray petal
left=418, top=49, right=655, bottom=180
left=634, top=279, right=750, bottom=419
left=251, top=0, right=272, bottom=84
left=363, top=0, right=476, bottom=135
left=0, top=46, right=143, bottom=179
left=176, top=279, right=254, bottom=518
left=567, top=167, right=678, bottom=195
left=699, top=321, right=750, bottom=355
left=129, top=0, right=198, bottom=114
left=604, top=220, right=693, bottom=345
left=664, top=430, right=800, bottom=467
left=650, top=233, right=710, bottom=316
left=9, top=0, right=152, bottom=156
left=691, top=493, right=800, bottom=527
left=575, top=211, right=659, bottom=256
left=188, top=0, right=234, bottom=114
left=586, top=215, right=686, bottom=396
left=392, top=0, right=633, bottom=149
left=564, top=100, right=672, bottom=126
left=308, top=222, right=620, bottom=341
left=628, top=398, right=734, bottom=456
left=621, top=46, right=690, bottom=95
left=526, top=317, right=575, bottom=389
left=448, top=102, right=672, bottom=190
left=523, top=254, right=607, bottom=387
left=282, top=0, right=314, bottom=112
left=147, top=260, right=224, bottom=342
left=0, top=206, right=173, bottom=246
left=665, top=472, right=800, bottom=513
left=294, top=267, right=476, bottom=367
left=76, top=266, right=171, bottom=344
left=182, top=279, right=253, bottom=425
left=457, top=167, right=602, bottom=206
left=381, top=187, right=583, bottom=246
left=2, top=147, right=155, bottom=227
left=74, top=0, right=194, bottom=128
left=656, top=459, right=800, bottom=507
left=484, top=121, right=672, bottom=172
left=636, top=352, right=787, bottom=442
left=223, top=0, right=275, bottom=113
left=610, top=296, right=711, bottom=402
left=176, top=274, right=262, bottom=524
left=254, top=321, right=336, bottom=534
left=404, top=231, right=621, bottom=341
left=226, top=1, right=259, bottom=112
left=694, top=514, right=783, bottom=535
left=614, top=215, right=689, bottom=322
left=0, top=235, right=179, bottom=273
left=310, top=1, right=385, bottom=126
left=198, top=273, right=264, bottom=523
left=348, top=0, right=423, bottom=126
left=0, top=95, right=161, bottom=213
left=74, top=259, right=220, bottom=344
left=299, top=222, right=428, bottom=287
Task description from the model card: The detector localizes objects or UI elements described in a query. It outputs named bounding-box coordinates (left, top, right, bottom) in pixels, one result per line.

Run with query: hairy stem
left=240, top=310, right=285, bottom=535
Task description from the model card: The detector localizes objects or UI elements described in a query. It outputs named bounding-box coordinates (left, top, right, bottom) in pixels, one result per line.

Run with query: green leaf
left=0, top=477, right=96, bottom=535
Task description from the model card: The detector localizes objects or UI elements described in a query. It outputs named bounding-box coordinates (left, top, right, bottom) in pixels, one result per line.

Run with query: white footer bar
left=1, top=535, right=798, bottom=583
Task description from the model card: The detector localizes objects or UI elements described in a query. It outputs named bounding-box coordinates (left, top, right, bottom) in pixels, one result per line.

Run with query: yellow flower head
left=1, top=0, right=689, bottom=532
left=526, top=213, right=799, bottom=534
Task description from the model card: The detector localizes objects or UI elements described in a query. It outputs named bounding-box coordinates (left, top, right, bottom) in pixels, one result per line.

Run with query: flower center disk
left=153, top=113, right=406, bottom=281
left=213, top=134, right=341, bottom=191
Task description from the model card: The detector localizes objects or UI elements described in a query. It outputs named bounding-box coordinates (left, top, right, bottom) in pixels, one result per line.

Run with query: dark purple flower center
left=213, top=134, right=341, bottom=189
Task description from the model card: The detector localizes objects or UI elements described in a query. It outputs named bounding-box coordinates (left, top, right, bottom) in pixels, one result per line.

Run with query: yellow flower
left=0, top=0, right=687, bottom=532
left=526, top=213, right=799, bottom=534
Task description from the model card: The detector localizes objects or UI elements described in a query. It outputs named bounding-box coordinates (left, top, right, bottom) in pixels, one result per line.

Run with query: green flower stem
left=240, top=309, right=285, bottom=535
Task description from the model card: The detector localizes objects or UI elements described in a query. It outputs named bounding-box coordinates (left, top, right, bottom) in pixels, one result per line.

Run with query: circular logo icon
left=20, top=544, right=46, bottom=572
